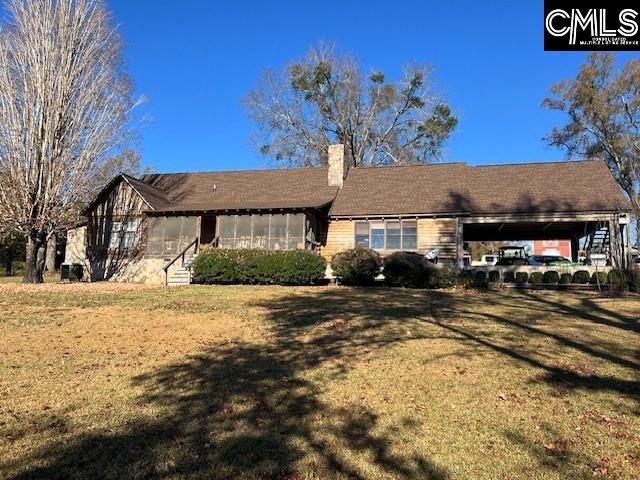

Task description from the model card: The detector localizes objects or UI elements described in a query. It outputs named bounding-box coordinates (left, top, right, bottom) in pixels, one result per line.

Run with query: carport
left=459, top=212, right=632, bottom=266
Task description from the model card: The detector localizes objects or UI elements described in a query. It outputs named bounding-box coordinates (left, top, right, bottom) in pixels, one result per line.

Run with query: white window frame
left=109, top=219, right=140, bottom=250
left=354, top=219, right=418, bottom=252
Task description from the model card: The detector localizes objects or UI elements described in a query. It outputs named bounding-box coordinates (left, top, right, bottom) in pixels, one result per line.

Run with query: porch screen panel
left=219, top=216, right=235, bottom=248
left=252, top=215, right=269, bottom=249
left=269, top=214, right=287, bottom=250
left=217, top=213, right=308, bottom=250
left=181, top=217, right=197, bottom=248
left=287, top=214, right=305, bottom=250
left=147, top=218, right=164, bottom=254
left=164, top=217, right=181, bottom=254
left=235, top=215, right=252, bottom=248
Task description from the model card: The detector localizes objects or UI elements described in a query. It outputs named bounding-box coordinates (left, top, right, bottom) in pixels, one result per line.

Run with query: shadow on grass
left=4, top=287, right=638, bottom=479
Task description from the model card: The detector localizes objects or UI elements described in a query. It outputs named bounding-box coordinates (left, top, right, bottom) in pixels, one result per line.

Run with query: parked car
left=471, top=254, right=498, bottom=267
left=527, top=255, right=575, bottom=266
left=633, top=257, right=640, bottom=270
left=496, top=246, right=529, bottom=266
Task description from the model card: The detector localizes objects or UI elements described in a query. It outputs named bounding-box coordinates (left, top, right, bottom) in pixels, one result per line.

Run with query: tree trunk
left=24, top=233, right=45, bottom=284
left=4, top=246, right=13, bottom=276
left=45, top=235, right=57, bottom=272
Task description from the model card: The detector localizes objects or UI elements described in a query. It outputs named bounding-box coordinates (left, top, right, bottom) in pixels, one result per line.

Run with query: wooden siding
left=321, top=217, right=460, bottom=263
left=87, top=180, right=147, bottom=251
left=92, top=180, right=147, bottom=218
left=417, top=218, right=458, bottom=261
left=321, top=219, right=355, bottom=260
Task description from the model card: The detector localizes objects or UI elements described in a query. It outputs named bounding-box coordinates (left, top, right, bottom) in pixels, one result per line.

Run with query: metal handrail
left=163, top=237, right=199, bottom=286
left=207, top=236, right=219, bottom=248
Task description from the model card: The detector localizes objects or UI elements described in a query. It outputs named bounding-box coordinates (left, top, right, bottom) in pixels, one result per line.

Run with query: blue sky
left=109, top=1, right=638, bottom=173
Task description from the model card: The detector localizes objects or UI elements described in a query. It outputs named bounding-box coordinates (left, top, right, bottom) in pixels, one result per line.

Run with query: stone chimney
left=328, top=144, right=348, bottom=188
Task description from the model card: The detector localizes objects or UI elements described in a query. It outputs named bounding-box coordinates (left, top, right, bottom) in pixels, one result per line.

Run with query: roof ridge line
left=141, top=166, right=329, bottom=176
left=469, top=159, right=601, bottom=168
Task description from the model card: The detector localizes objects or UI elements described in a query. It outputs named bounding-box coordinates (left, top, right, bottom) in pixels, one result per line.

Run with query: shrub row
left=192, top=249, right=326, bottom=285
left=482, top=268, right=640, bottom=291
left=331, top=249, right=457, bottom=289
left=190, top=247, right=640, bottom=293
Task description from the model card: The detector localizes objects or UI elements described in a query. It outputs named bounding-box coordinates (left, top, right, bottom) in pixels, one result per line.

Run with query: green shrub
left=590, top=271, right=607, bottom=285
left=515, top=272, right=529, bottom=284
left=383, top=252, right=430, bottom=288
left=426, top=266, right=458, bottom=289
left=457, top=270, right=475, bottom=288
left=559, top=273, right=573, bottom=285
left=331, top=248, right=382, bottom=286
left=474, top=270, right=487, bottom=288
left=543, top=271, right=560, bottom=284
left=572, top=270, right=590, bottom=284
left=629, top=269, right=640, bottom=293
left=503, top=271, right=516, bottom=283
left=529, top=271, right=544, bottom=284
left=488, top=270, right=500, bottom=283
left=607, top=268, right=628, bottom=288
left=192, top=249, right=326, bottom=285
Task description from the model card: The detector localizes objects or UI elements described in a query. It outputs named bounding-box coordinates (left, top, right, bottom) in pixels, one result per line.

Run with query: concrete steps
left=167, top=253, right=198, bottom=287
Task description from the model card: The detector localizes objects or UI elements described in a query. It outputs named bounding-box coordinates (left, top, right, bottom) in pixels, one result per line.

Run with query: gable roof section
left=139, top=168, right=339, bottom=212
left=329, top=159, right=630, bottom=217
left=85, top=173, right=167, bottom=213
left=121, top=174, right=171, bottom=210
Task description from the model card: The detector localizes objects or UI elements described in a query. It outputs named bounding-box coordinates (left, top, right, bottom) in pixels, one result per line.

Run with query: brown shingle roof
left=329, top=159, right=630, bottom=217
left=117, top=159, right=627, bottom=216
left=138, top=168, right=338, bottom=212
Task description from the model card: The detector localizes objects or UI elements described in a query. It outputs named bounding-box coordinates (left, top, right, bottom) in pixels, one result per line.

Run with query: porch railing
left=163, top=237, right=199, bottom=286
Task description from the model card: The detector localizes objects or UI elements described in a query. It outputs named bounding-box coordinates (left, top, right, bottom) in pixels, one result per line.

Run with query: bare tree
left=543, top=53, right=640, bottom=247
left=0, top=0, right=137, bottom=283
left=245, top=43, right=458, bottom=167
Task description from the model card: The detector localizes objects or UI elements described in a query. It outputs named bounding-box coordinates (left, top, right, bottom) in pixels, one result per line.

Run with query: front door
left=200, top=215, right=216, bottom=246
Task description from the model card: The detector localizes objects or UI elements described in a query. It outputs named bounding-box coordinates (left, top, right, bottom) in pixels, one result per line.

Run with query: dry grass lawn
left=0, top=281, right=639, bottom=479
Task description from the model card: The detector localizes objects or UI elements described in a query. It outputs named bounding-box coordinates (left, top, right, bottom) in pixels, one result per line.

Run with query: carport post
left=570, top=237, right=579, bottom=262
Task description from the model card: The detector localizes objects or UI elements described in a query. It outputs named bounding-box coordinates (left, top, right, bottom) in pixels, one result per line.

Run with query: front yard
left=0, top=282, right=639, bottom=479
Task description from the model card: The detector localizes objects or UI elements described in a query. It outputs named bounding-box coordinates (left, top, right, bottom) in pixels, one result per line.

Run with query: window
left=109, top=221, right=122, bottom=249
left=370, top=222, right=385, bottom=249
left=355, top=222, right=369, bottom=248
left=354, top=220, right=418, bottom=251
left=216, top=213, right=308, bottom=251
left=122, top=221, right=139, bottom=248
left=386, top=221, right=401, bottom=250
left=402, top=221, right=417, bottom=250
left=109, top=220, right=140, bottom=249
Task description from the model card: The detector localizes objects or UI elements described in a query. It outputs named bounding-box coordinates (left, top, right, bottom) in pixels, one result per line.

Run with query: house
left=65, top=145, right=633, bottom=285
